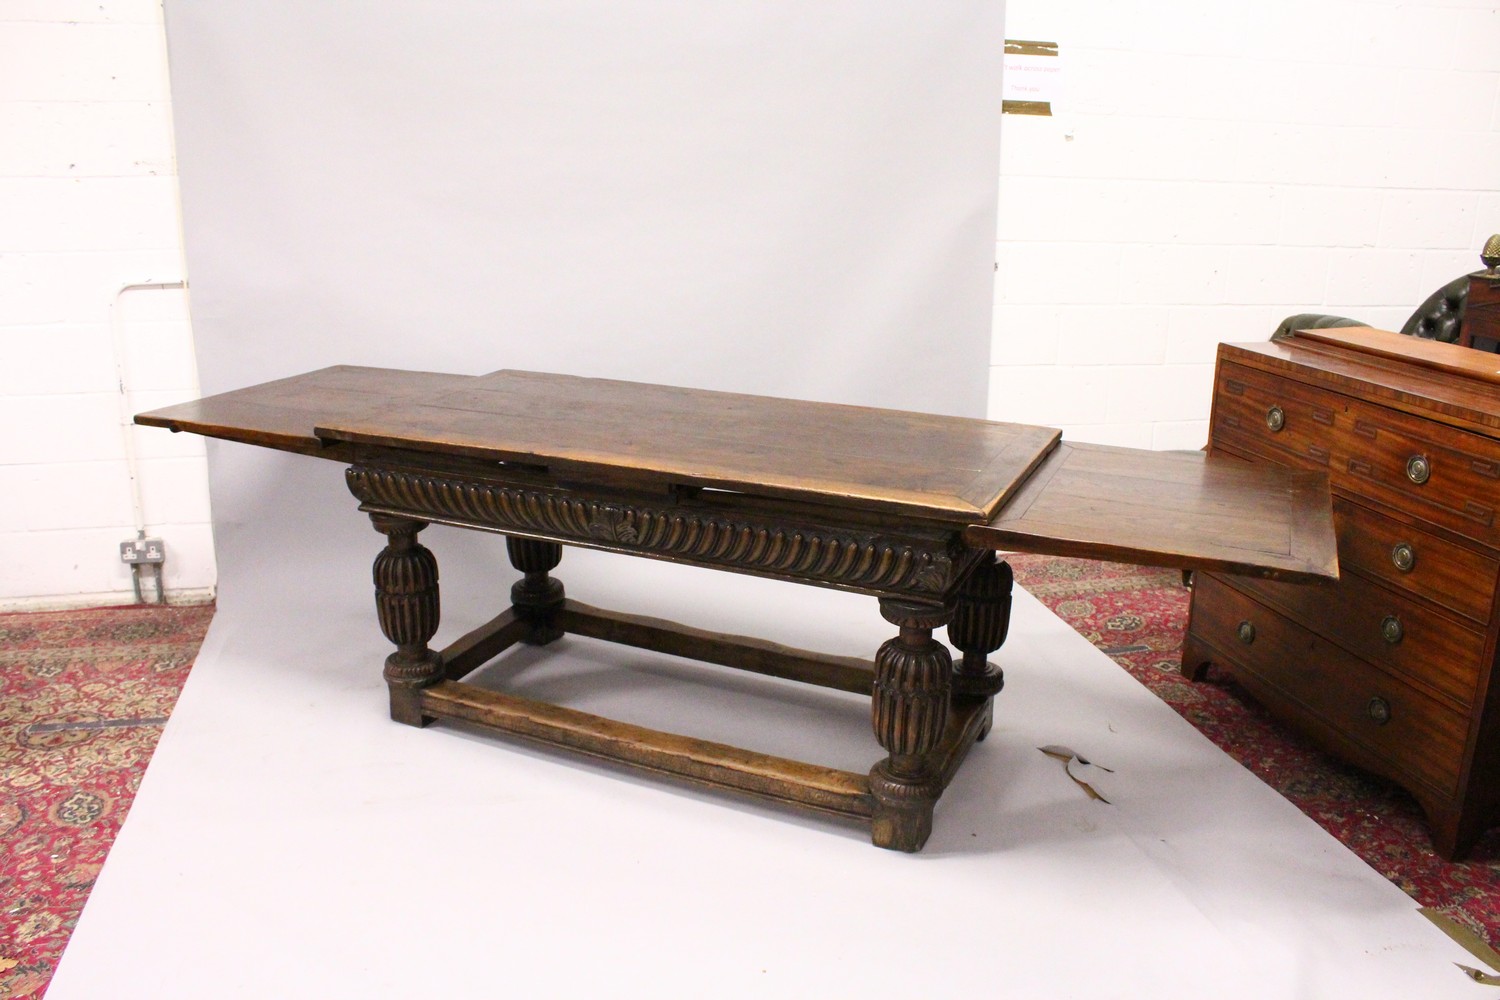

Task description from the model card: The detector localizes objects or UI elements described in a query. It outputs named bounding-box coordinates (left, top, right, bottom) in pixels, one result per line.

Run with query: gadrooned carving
left=346, top=466, right=962, bottom=596
left=872, top=637, right=952, bottom=758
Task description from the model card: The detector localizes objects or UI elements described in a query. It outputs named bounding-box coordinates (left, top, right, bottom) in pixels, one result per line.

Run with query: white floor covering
left=47, top=544, right=1478, bottom=999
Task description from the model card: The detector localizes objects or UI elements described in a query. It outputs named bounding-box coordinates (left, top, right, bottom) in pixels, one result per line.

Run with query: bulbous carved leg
left=948, top=556, right=1010, bottom=741
left=507, top=537, right=564, bottom=644
left=371, top=514, right=442, bottom=726
left=870, top=598, right=952, bottom=852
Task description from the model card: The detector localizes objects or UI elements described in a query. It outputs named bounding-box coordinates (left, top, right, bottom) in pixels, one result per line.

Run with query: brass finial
left=1483, top=233, right=1500, bottom=276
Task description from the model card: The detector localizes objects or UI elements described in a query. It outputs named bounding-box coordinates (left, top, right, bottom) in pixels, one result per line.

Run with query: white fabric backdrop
left=159, top=0, right=1007, bottom=601
left=162, top=0, right=1002, bottom=408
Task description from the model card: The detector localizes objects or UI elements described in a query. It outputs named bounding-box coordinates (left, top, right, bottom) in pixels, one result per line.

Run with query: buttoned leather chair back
left=1272, top=274, right=1486, bottom=349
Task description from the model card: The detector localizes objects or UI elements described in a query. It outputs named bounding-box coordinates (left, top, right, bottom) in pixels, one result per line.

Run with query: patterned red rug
left=0, top=602, right=214, bottom=999
left=1007, top=553, right=1500, bottom=956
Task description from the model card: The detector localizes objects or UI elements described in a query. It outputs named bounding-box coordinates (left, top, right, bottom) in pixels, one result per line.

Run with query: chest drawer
left=1335, top=402, right=1500, bottom=550
left=1211, top=363, right=1338, bottom=472
left=1190, top=574, right=1467, bottom=799
left=1333, top=498, right=1498, bottom=625
left=1222, top=566, right=1485, bottom=709
left=1196, top=334, right=1500, bottom=860
left=1213, top=362, right=1500, bottom=548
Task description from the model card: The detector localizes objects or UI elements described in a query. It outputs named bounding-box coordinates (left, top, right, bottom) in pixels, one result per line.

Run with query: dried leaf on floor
left=1038, top=744, right=1114, bottom=804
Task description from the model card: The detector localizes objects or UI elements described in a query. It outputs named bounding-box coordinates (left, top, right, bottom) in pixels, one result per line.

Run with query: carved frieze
left=346, top=465, right=970, bottom=598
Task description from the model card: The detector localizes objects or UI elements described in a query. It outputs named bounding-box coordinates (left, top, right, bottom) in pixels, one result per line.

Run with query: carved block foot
left=385, top=651, right=443, bottom=726
left=949, top=555, right=1010, bottom=700
left=869, top=760, right=942, bottom=852
left=371, top=514, right=443, bottom=726
left=870, top=598, right=952, bottom=851
left=507, top=537, right=565, bottom=644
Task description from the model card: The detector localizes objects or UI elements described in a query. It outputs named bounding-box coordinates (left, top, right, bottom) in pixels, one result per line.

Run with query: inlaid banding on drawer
left=1211, top=364, right=1341, bottom=471
left=1188, top=576, right=1465, bottom=799
left=1339, top=440, right=1500, bottom=545
left=1339, top=444, right=1498, bottom=536
left=1213, top=363, right=1500, bottom=551
left=1225, top=566, right=1485, bottom=709
left=1332, top=499, right=1499, bottom=625
left=1217, top=361, right=1500, bottom=547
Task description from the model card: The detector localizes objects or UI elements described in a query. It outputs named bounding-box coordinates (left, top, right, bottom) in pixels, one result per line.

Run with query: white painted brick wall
left=994, top=0, right=1500, bottom=449
left=0, top=0, right=215, bottom=607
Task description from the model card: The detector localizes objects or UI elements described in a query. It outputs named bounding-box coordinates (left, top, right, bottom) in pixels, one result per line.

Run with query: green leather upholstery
left=1274, top=275, right=1483, bottom=348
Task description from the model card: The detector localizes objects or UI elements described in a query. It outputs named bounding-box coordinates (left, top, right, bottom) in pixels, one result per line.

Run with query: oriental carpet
left=0, top=603, right=213, bottom=999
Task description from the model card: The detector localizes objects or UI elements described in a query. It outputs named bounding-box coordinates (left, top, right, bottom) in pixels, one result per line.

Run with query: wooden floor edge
left=418, top=680, right=876, bottom=819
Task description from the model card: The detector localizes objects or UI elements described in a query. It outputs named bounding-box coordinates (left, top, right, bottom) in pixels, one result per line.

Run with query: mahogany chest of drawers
left=1183, top=327, right=1500, bottom=859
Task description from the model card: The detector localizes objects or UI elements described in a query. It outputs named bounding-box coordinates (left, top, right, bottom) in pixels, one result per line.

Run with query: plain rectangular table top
left=314, top=369, right=1063, bottom=524
left=134, top=366, right=470, bottom=457
left=965, top=442, right=1338, bottom=582
left=143, top=367, right=1063, bottom=525
left=136, top=365, right=1339, bottom=582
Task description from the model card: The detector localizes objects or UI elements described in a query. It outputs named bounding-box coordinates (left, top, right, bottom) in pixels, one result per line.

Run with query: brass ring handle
left=1265, top=406, right=1286, bottom=432
left=1405, top=454, right=1431, bottom=485
left=1391, top=543, right=1416, bottom=573
left=1236, top=621, right=1256, bottom=644
left=1380, top=615, right=1404, bottom=645
left=1367, top=697, right=1392, bottom=726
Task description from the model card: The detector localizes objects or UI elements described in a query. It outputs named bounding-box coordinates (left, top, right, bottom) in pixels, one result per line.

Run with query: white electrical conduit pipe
left=110, top=279, right=189, bottom=602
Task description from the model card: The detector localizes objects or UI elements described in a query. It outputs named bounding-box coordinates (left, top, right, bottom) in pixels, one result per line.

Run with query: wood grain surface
left=134, top=366, right=468, bottom=457
left=314, top=370, right=1062, bottom=523
left=1289, top=326, right=1500, bottom=386
left=963, top=442, right=1339, bottom=582
left=1240, top=329, right=1500, bottom=435
left=137, top=365, right=1341, bottom=581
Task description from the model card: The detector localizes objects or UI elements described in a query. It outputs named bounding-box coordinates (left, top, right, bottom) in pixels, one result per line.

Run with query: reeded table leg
left=949, top=555, right=1010, bottom=739
left=507, top=537, right=565, bottom=644
left=869, top=598, right=953, bottom=852
left=371, top=513, right=443, bottom=726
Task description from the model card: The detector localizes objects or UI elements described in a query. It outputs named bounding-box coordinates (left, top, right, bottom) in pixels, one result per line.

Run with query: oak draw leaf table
left=137, top=368, right=1337, bottom=851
